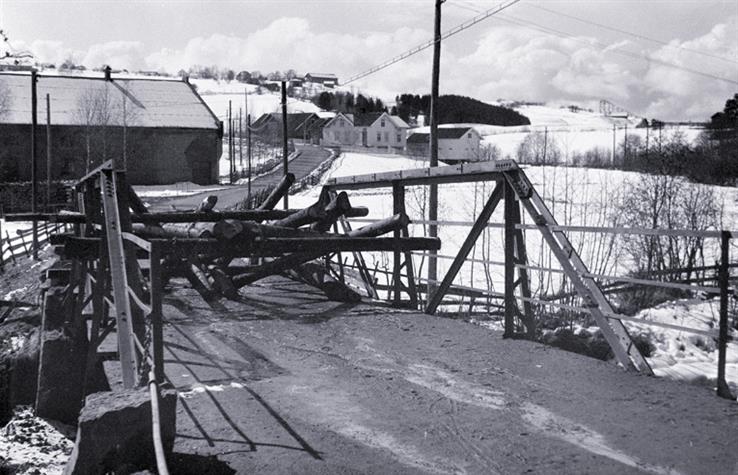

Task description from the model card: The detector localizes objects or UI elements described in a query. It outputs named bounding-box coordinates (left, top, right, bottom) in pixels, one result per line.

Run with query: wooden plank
left=504, top=180, right=516, bottom=337
left=326, top=160, right=519, bottom=190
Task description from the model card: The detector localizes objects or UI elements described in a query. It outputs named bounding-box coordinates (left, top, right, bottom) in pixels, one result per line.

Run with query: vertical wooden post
left=281, top=81, right=289, bottom=210
left=239, top=108, right=243, bottom=168
left=46, top=93, right=52, bottom=210
left=392, top=182, right=404, bottom=306
left=247, top=114, right=252, bottom=202
left=31, top=70, right=39, bottom=259
left=504, top=180, right=516, bottom=338
left=717, top=231, right=735, bottom=399
left=150, top=242, right=164, bottom=383
left=228, top=100, right=233, bottom=184
left=428, top=0, right=443, bottom=294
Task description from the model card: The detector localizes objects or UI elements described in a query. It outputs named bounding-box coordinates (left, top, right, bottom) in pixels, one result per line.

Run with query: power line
left=529, top=4, right=738, bottom=65
left=343, top=0, right=522, bottom=85
left=492, top=13, right=738, bottom=86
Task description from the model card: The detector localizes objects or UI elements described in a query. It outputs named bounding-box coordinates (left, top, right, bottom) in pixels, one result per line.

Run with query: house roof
left=305, top=73, right=337, bottom=81
left=0, top=72, right=220, bottom=129
left=353, top=112, right=409, bottom=129
left=353, top=112, right=384, bottom=127
left=407, top=127, right=473, bottom=144
left=252, top=112, right=319, bottom=136
left=323, top=112, right=354, bottom=129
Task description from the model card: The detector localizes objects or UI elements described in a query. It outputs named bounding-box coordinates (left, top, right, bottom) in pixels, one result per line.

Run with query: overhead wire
left=343, top=0, right=522, bottom=85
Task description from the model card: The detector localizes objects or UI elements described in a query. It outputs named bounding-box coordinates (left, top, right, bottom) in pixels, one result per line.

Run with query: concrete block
left=64, top=388, right=177, bottom=475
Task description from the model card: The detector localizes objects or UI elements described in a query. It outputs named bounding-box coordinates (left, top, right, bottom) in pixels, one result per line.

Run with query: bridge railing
left=325, top=159, right=736, bottom=399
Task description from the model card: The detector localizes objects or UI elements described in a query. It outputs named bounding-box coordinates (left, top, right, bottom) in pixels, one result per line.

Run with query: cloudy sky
left=1, top=0, right=736, bottom=120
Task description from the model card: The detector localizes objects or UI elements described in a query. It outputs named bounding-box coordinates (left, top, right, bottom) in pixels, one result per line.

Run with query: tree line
left=392, top=94, right=530, bottom=126
left=311, top=91, right=387, bottom=115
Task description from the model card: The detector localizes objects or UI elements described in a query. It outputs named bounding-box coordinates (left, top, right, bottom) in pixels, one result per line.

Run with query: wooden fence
left=0, top=220, right=69, bottom=270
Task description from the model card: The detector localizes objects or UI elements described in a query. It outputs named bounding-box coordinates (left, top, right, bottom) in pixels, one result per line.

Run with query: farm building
left=321, top=113, right=356, bottom=147
left=353, top=112, right=409, bottom=152
left=303, top=73, right=338, bottom=88
left=0, top=70, right=222, bottom=185
left=251, top=112, right=321, bottom=143
left=406, top=127, right=482, bottom=162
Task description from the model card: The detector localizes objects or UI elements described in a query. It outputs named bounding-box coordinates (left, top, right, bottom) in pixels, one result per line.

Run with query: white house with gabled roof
left=353, top=112, right=409, bottom=152
left=321, top=112, right=356, bottom=146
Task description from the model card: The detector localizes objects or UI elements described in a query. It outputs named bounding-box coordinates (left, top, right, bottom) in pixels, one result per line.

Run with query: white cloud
left=14, top=15, right=738, bottom=121
left=83, top=41, right=147, bottom=71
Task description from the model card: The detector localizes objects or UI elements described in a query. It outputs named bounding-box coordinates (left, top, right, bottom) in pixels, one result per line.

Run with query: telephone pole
left=281, top=80, right=289, bottom=210
left=428, top=0, right=445, bottom=289
left=46, top=93, right=52, bottom=210
left=30, top=70, right=38, bottom=259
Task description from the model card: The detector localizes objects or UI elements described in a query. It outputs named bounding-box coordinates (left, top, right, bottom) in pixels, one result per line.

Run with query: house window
left=380, top=120, right=386, bottom=127
left=384, top=132, right=389, bottom=142
left=396, top=133, right=401, bottom=142
left=334, top=131, right=340, bottom=141
left=468, top=133, right=472, bottom=138
left=377, top=132, right=381, bottom=142
left=339, top=120, right=344, bottom=127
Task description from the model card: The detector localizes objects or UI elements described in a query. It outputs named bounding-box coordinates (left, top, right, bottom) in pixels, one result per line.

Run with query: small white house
left=353, top=112, right=409, bottom=152
left=321, top=112, right=356, bottom=146
left=406, top=127, right=482, bottom=162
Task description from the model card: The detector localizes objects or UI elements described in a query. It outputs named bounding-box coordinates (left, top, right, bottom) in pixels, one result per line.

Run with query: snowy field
left=292, top=152, right=738, bottom=392
left=413, top=104, right=705, bottom=161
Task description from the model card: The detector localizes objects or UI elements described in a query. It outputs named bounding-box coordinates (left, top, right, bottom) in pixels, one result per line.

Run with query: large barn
left=0, top=70, right=223, bottom=185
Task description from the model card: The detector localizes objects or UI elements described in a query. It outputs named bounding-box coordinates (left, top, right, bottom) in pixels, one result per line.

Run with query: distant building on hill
left=0, top=69, right=222, bottom=185
left=304, top=73, right=338, bottom=88
left=407, top=127, right=481, bottom=162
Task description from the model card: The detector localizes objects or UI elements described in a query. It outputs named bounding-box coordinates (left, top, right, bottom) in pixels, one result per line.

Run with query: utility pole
left=428, top=0, right=445, bottom=289
left=612, top=123, right=616, bottom=165
left=281, top=80, right=289, bottom=210
left=228, top=100, right=233, bottom=184
left=45, top=93, right=52, bottom=210
left=645, top=121, right=650, bottom=163
left=30, top=70, right=38, bottom=259
left=239, top=108, right=243, bottom=169
left=247, top=113, right=252, bottom=202
left=624, top=121, right=628, bottom=166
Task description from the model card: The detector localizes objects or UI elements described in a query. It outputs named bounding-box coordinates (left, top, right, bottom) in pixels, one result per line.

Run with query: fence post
left=717, top=231, right=735, bottom=400
left=6, top=231, right=16, bottom=265
left=17, top=230, right=30, bottom=257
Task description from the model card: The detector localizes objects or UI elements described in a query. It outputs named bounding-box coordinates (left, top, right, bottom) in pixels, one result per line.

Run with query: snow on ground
left=0, top=407, right=74, bottom=475
left=199, top=90, right=321, bottom=122
left=412, top=104, right=705, bottom=161
left=627, top=299, right=738, bottom=394
left=294, top=151, right=738, bottom=391
left=133, top=182, right=228, bottom=198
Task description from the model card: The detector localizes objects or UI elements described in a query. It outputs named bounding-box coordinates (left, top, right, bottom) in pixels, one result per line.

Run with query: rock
left=0, top=310, right=41, bottom=427
left=35, top=286, right=109, bottom=425
left=64, top=388, right=177, bottom=475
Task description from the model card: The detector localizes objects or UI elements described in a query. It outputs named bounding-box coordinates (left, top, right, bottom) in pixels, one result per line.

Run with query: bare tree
left=76, top=85, right=114, bottom=172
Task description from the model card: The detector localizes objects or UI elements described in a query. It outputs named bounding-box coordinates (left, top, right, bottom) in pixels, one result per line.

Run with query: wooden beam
left=425, top=182, right=503, bottom=314
left=325, top=159, right=518, bottom=190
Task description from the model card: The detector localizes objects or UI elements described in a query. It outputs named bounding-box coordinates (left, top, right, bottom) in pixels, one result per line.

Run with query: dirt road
left=149, top=144, right=331, bottom=211
left=151, top=277, right=738, bottom=474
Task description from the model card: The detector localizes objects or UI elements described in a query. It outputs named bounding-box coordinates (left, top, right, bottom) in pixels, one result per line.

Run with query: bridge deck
left=133, top=276, right=737, bottom=474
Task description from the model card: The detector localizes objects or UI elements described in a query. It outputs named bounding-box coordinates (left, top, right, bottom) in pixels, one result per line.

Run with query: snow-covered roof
left=407, top=127, right=474, bottom=143
left=0, top=72, right=220, bottom=129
